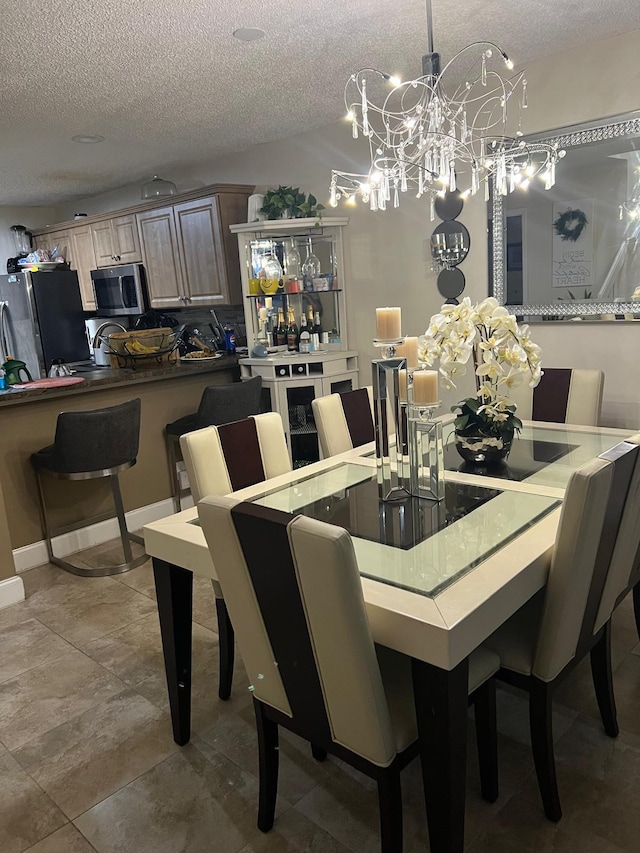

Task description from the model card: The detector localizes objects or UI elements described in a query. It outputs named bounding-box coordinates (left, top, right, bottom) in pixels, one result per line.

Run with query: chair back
left=508, top=368, right=604, bottom=426
left=594, top=433, right=640, bottom=630
left=180, top=411, right=291, bottom=501
left=196, top=376, right=262, bottom=428
left=52, top=398, right=141, bottom=473
left=312, top=387, right=375, bottom=458
left=532, top=441, right=638, bottom=681
left=198, top=494, right=399, bottom=766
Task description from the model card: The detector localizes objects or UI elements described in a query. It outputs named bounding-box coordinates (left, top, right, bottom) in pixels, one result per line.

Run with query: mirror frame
left=491, top=110, right=640, bottom=319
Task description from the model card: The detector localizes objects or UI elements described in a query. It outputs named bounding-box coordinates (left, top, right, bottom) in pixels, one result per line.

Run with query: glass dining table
left=143, top=419, right=632, bottom=853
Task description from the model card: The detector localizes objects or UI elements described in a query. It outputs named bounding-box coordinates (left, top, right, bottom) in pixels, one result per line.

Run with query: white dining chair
left=508, top=367, right=604, bottom=426
left=312, top=386, right=375, bottom=458
left=483, top=438, right=640, bottom=822
left=198, top=493, right=501, bottom=853
left=179, top=411, right=291, bottom=699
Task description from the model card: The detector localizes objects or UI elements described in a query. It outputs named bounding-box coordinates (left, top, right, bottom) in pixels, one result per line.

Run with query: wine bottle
left=298, top=314, right=311, bottom=353
left=276, top=308, right=287, bottom=347
left=286, top=307, right=299, bottom=351
left=307, top=305, right=314, bottom=330
left=313, top=311, right=322, bottom=336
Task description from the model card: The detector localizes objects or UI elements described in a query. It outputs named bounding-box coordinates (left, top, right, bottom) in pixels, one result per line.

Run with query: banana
left=127, top=339, right=160, bottom=355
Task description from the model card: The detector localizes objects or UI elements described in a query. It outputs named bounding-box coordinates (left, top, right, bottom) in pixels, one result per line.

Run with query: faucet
left=91, top=321, right=128, bottom=348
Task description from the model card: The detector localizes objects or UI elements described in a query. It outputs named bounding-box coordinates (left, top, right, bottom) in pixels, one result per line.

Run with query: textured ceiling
left=1, top=0, right=639, bottom=205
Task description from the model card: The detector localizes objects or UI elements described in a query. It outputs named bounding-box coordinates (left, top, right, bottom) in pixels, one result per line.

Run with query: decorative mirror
left=490, top=110, right=640, bottom=320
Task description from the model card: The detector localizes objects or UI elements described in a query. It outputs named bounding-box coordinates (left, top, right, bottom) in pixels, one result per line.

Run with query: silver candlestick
left=407, top=402, right=444, bottom=501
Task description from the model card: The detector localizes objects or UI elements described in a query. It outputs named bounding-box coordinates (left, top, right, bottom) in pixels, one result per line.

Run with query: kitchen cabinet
left=138, top=194, right=246, bottom=308
left=136, top=206, right=183, bottom=309
left=33, top=230, right=94, bottom=310
left=34, top=230, right=70, bottom=259
left=92, top=214, right=141, bottom=267
left=69, top=225, right=97, bottom=310
left=31, top=183, right=253, bottom=310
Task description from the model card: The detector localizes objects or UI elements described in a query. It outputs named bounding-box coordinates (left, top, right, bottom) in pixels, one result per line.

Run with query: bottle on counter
left=276, top=308, right=287, bottom=347
left=286, top=307, right=299, bottom=351
left=313, top=311, right=322, bottom=336
left=224, top=324, right=236, bottom=354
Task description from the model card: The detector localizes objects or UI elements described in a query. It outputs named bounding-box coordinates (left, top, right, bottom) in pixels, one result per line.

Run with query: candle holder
left=373, top=338, right=405, bottom=360
left=372, top=352, right=409, bottom=502
left=407, top=402, right=445, bottom=501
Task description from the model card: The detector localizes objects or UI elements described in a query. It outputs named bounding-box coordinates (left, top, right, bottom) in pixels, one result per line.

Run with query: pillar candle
left=265, top=297, right=273, bottom=310
left=376, top=307, right=401, bottom=340
left=398, top=369, right=408, bottom=402
left=395, top=336, right=418, bottom=369
left=412, top=370, right=439, bottom=404
left=259, top=307, right=267, bottom=320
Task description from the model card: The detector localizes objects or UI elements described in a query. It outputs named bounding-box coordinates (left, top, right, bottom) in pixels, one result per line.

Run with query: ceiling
left=2, top=0, right=639, bottom=206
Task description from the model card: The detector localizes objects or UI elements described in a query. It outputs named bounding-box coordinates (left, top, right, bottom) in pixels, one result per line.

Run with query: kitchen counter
left=0, top=355, right=241, bottom=561
left=0, top=356, right=239, bottom=407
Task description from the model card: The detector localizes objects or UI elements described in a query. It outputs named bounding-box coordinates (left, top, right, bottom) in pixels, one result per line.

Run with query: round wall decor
left=434, top=190, right=464, bottom=221
left=437, top=268, right=466, bottom=300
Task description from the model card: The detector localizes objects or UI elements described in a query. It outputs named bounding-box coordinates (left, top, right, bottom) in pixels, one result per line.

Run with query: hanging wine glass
left=301, top=238, right=321, bottom=279
left=261, top=242, right=283, bottom=280
left=284, top=237, right=301, bottom=277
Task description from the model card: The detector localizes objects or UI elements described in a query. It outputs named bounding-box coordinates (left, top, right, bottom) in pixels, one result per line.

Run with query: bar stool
left=165, top=376, right=262, bottom=512
left=31, top=398, right=146, bottom=578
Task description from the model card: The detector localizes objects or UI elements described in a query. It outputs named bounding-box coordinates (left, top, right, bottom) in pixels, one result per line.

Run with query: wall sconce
left=430, top=190, right=469, bottom=303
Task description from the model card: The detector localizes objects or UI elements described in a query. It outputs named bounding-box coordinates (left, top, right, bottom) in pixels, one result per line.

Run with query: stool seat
left=165, top=413, right=199, bottom=438
left=31, top=398, right=146, bottom=577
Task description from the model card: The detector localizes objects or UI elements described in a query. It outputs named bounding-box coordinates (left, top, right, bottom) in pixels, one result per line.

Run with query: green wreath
left=553, top=208, right=588, bottom=242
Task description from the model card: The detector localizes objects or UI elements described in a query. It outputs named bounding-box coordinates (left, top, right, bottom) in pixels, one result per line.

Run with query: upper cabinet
left=69, top=226, right=97, bottom=310
left=136, top=206, right=183, bottom=308
left=34, top=228, right=95, bottom=310
left=137, top=190, right=250, bottom=308
left=92, top=214, right=141, bottom=267
left=31, top=183, right=253, bottom=311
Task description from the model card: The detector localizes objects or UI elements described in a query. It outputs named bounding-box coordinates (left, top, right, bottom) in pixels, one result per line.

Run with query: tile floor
left=1, top=539, right=639, bottom=852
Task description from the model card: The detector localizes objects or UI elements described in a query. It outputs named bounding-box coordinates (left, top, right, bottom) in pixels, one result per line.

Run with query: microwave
left=90, top=263, right=149, bottom=316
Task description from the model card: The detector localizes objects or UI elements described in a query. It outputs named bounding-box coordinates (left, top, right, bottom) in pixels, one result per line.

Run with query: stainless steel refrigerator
left=0, top=269, right=90, bottom=378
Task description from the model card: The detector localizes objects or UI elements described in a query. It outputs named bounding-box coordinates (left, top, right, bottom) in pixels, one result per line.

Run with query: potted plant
left=418, top=297, right=543, bottom=464
left=260, top=186, right=325, bottom=220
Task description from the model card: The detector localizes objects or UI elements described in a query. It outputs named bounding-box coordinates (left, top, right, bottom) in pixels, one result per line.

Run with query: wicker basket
left=100, top=328, right=179, bottom=368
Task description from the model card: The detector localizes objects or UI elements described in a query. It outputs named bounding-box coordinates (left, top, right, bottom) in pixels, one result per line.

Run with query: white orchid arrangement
left=418, top=297, right=543, bottom=443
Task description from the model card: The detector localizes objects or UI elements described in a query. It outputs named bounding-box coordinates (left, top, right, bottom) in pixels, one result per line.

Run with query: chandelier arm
left=436, top=41, right=513, bottom=82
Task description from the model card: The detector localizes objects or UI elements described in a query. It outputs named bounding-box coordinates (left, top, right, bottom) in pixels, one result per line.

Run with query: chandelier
left=619, top=197, right=640, bottom=220
left=329, top=0, right=564, bottom=215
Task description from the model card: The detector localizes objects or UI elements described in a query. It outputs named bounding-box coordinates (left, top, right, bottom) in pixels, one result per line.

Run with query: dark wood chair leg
left=529, top=679, right=562, bottom=822
left=377, top=768, right=403, bottom=853
left=311, top=745, right=327, bottom=762
left=215, top=598, right=235, bottom=701
left=590, top=621, right=619, bottom=738
left=633, top=584, right=640, bottom=641
left=254, top=699, right=279, bottom=833
left=473, top=678, right=499, bottom=803
left=152, top=558, right=193, bottom=746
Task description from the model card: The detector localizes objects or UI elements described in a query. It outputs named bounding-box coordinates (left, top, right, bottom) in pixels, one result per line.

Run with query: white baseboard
left=12, top=496, right=192, bottom=574
left=0, top=575, right=25, bottom=609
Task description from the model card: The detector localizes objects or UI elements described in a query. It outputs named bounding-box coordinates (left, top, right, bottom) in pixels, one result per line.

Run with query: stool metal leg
left=109, top=473, right=147, bottom=572
left=34, top=468, right=56, bottom=565
left=33, top=467, right=147, bottom=578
